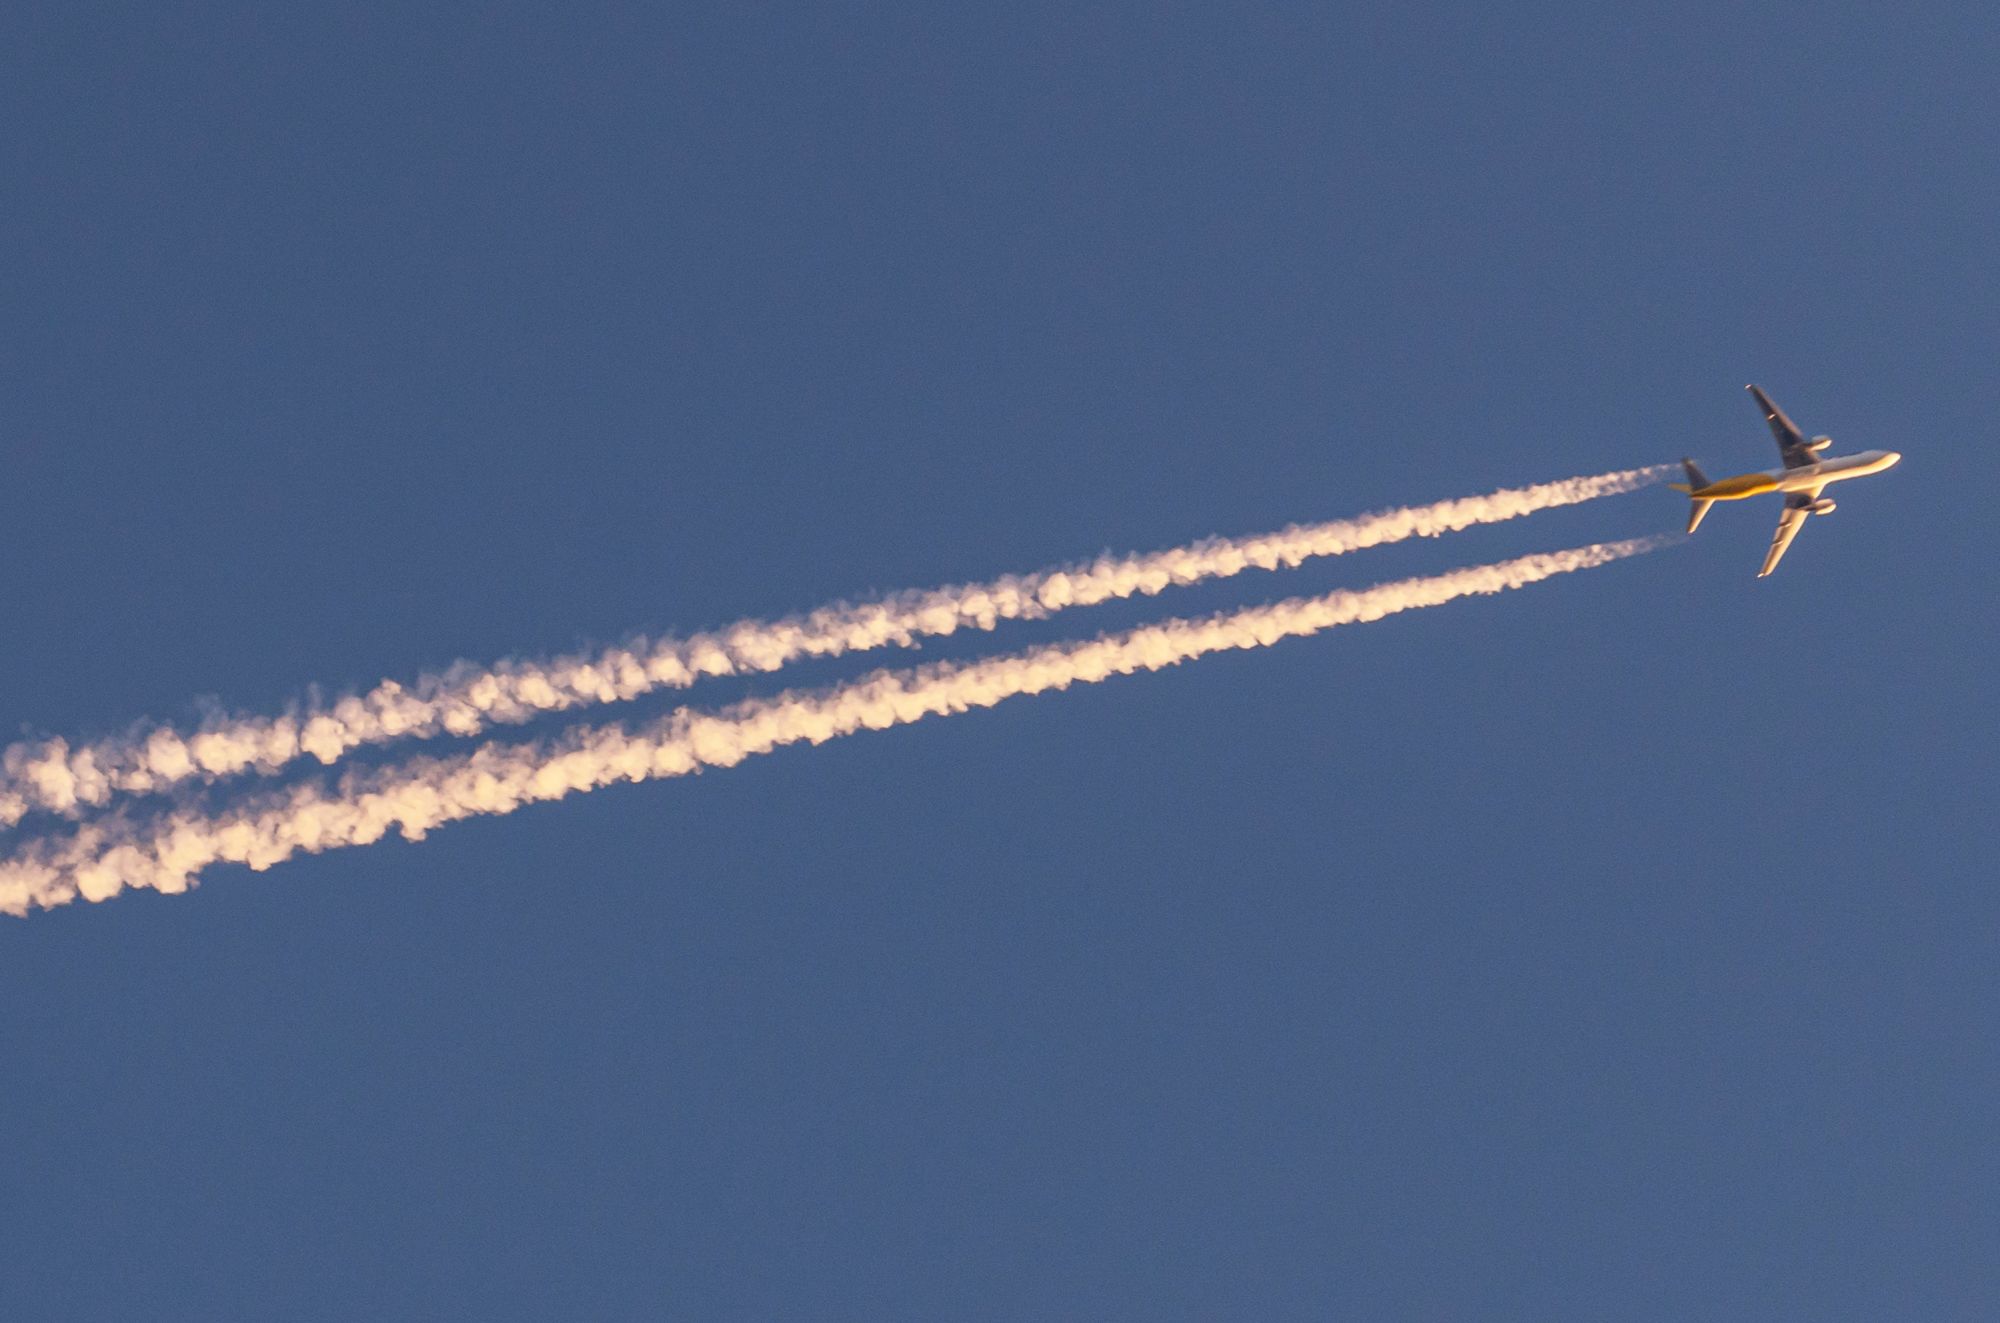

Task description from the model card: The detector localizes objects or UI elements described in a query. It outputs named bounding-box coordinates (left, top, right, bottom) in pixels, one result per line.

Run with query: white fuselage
left=1764, top=448, right=1902, bottom=491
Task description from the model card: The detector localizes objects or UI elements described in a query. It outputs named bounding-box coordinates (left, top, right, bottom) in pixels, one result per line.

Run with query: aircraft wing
left=1748, top=384, right=1818, bottom=469
left=1758, top=492, right=1818, bottom=577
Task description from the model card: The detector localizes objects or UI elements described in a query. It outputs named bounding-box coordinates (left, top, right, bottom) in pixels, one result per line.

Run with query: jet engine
left=1809, top=498, right=1837, bottom=515
left=1807, top=435, right=1834, bottom=453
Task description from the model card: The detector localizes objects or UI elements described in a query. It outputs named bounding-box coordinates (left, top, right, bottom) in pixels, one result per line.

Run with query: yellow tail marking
left=1694, top=472, right=1779, bottom=499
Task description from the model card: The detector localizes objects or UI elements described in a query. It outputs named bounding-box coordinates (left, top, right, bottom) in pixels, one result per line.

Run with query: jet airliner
left=1670, top=385, right=1900, bottom=577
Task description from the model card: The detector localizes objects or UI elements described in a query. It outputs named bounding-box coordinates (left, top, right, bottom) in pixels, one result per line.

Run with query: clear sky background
left=4, top=3, right=1997, bottom=1318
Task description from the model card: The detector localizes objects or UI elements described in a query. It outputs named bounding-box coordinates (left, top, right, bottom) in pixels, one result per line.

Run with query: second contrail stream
left=0, top=537, right=1667, bottom=916
left=0, top=465, right=1669, bottom=826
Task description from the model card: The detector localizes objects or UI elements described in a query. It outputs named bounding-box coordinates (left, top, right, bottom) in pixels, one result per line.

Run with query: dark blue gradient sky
left=4, top=4, right=1997, bottom=1317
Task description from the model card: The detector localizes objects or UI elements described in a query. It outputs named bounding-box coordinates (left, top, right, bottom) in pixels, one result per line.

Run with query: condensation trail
left=0, top=537, right=1666, bottom=917
left=0, top=466, right=1669, bottom=827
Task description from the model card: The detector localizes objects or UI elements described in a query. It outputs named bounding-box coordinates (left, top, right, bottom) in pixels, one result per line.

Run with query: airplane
left=1669, top=385, right=1901, bottom=577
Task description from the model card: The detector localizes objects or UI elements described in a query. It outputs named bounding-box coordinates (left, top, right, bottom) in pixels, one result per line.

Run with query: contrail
left=0, top=466, right=1668, bottom=827
left=0, top=537, right=1666, bottom=917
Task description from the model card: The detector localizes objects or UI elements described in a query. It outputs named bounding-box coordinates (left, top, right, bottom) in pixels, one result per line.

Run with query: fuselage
left=1690, top=448, right=1901, bottom=501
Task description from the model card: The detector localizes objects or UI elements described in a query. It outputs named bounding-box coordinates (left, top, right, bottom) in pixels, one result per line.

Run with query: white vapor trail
left=0, top=466, right=1668, bottom=828
left=0, top=537, right=1665, bottom=917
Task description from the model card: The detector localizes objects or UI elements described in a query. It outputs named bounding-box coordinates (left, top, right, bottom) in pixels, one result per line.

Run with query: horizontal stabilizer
left=1673, top=458, right=1713, bottom=533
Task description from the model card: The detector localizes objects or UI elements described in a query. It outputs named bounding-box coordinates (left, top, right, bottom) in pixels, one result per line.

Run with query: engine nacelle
left=1809, top=498, right=1837, bottom=515
left=1807, top=435, right=1834, bottom=453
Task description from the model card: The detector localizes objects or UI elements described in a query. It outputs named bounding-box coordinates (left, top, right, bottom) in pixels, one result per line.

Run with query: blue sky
left=4, top=3, right=1997, bottom=1317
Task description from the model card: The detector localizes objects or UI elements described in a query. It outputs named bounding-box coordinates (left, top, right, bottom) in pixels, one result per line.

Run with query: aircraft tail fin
left=1667, top=458, right=1710, bottom=492
left=1667, top=458, right=1714, bottom=533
